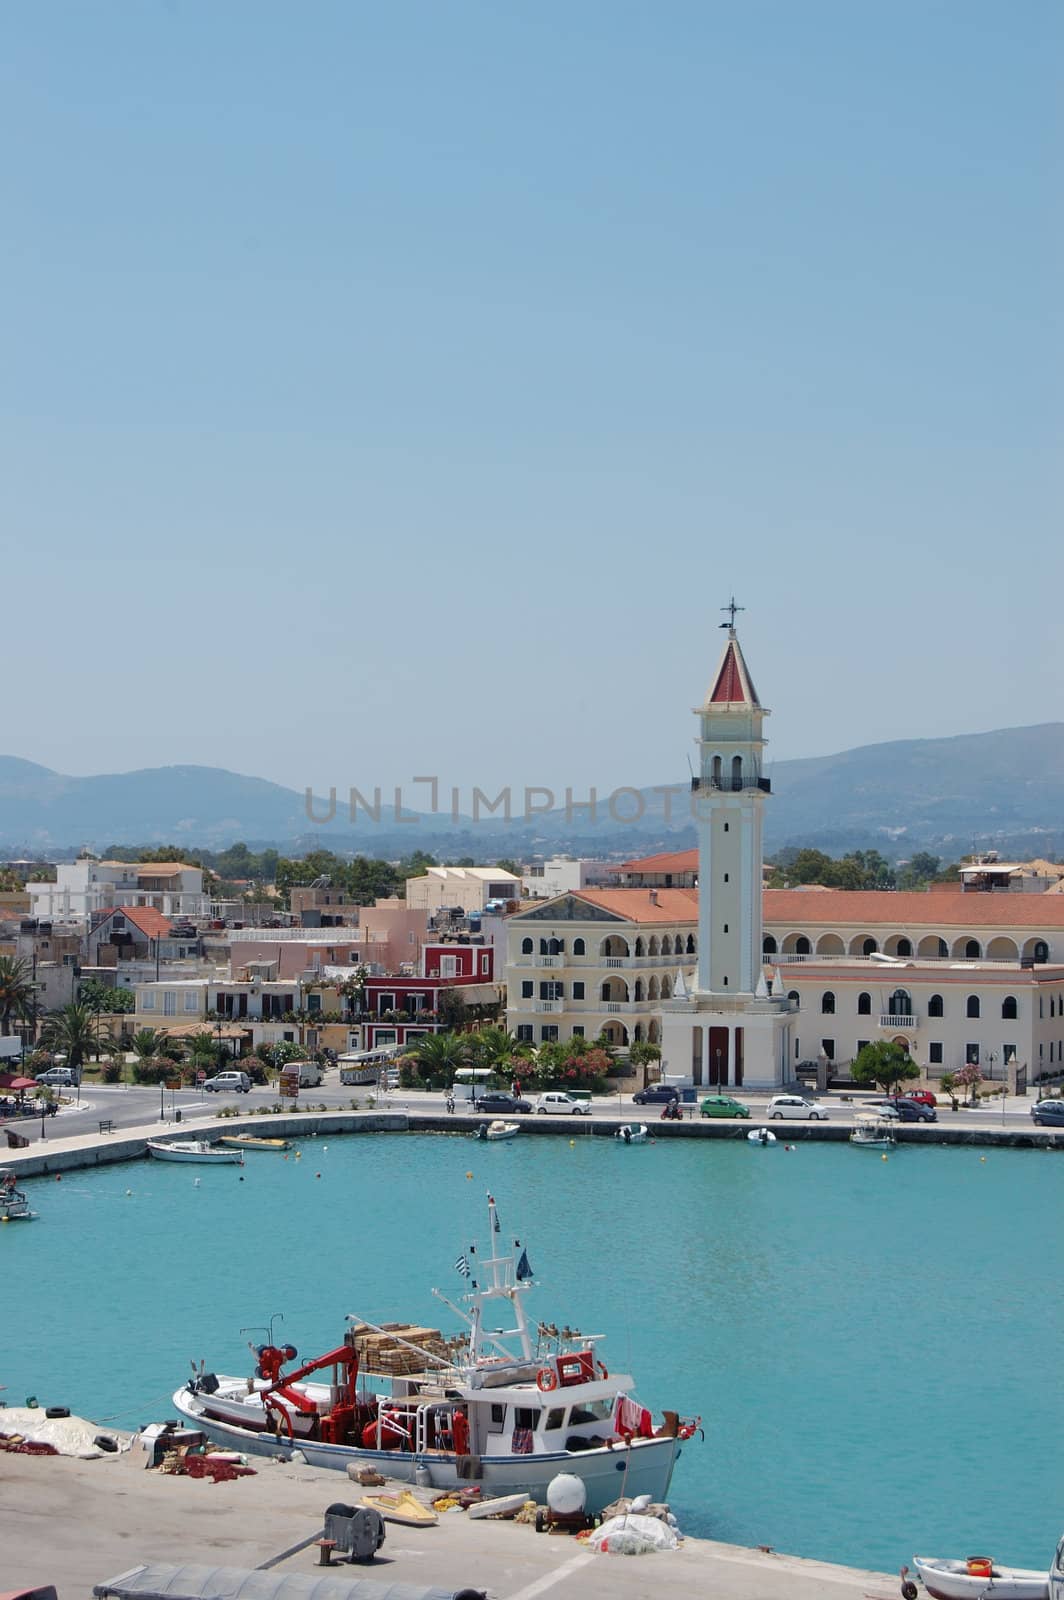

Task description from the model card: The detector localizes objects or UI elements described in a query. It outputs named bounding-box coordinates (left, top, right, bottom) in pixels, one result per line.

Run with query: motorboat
left=219, top=1135, right=290, bottom=1153
left=172, top=1193, right=699, bottom=1512
left=849, top=1114, right=896, bottom=1149
left=477, top=1121, right=520, bottom=1142
left=615, top=1124, right=649, bottom=1145
left=913, top=1553, right=1050, bottom=1599
left=0, top=1167, right=37, bottom=1221
left=146, top=1140, right=244, bottom=1164
left=747, top=1128, right=777, bottom=1146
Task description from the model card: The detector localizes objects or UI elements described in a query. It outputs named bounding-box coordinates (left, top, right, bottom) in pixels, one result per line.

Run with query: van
left=296, top=1061, right=323, bottom=1088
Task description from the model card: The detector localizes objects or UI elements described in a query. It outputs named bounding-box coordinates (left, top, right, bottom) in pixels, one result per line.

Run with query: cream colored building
left=406, top=866, right=521, bottom=915
left=506, top=888, right=697, bottom=1047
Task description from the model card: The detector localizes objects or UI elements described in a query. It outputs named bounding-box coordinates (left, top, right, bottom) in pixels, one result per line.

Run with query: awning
left=0, top=1073, right=37, bottom=1092
left=454, top=984, right=500, bottom=1004
left=94, top=1561, right=462, bottom=1600
left=155, top=1024, right=250, bottom=1040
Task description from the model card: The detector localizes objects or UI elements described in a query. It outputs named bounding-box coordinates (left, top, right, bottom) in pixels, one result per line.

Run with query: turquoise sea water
left=4, top=1132, right=1062, bottom=1574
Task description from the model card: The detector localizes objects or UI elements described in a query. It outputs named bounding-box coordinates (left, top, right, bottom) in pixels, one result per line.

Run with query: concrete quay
left=0, top=1445, right=899, bottom=1600
left=4, top=1103, right=1064, bottom=1179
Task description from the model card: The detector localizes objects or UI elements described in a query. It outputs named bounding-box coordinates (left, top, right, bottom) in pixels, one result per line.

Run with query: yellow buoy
left=569, top=1139, right=575, bottom=1147
left=466, top=1171, right=473, bottom=1179
left=881, top=1154, right=888, bottom=1162
left=980, top=1156, right=986, bottom=1163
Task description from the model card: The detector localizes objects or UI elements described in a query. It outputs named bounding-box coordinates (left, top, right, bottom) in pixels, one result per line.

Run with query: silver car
left=767, top=1094, right=831, bottom=1121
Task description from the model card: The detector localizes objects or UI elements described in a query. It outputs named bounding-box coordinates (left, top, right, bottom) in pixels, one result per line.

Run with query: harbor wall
left=5, top=1108, right=1064, bottom=1179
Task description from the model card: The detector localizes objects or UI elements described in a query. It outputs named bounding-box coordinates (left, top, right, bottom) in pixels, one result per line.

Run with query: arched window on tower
left=712, top=754, right=722, bottom=787
left=731, top=754, right=743, bottom=791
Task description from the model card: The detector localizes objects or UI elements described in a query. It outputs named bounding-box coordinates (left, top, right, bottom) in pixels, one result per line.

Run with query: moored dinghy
left=0, top=1167, right=37, bottom=1221
left=615, top=1124, right=649, bottom=1145
left=146, top=1140, right=243, bottom=1165
left=913, top=1553, right=1050, bottom=1600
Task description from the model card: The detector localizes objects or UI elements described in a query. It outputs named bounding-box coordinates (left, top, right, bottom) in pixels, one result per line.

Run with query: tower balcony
left=691, top=776, right=771, bottom=794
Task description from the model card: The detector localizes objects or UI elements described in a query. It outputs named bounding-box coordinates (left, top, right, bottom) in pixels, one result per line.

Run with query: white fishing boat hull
left=147, top=1141, right=243, bottom=1164
left=485, top=1122, right=520, bottom=1141
left=914, top=1556, right=1049, bottom=1600
left=615, top=1125, right=649, bottom=1144
left=0, top=1197, right=37, bottom=1221
left=172, top=1383, right=680, bottom=1511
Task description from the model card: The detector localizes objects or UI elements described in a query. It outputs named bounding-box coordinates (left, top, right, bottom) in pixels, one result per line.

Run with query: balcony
left=879, top=1013, right=917, bottom=1030
left=535, top=999, right=563, bottom=1014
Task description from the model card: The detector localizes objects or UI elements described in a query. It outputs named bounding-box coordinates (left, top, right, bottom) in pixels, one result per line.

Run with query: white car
left=534, top=1091, right=592, bottom=1115
left=202, top=1070, right=252, bottom=1094
left=766, top=1094, right=831, bottom=1121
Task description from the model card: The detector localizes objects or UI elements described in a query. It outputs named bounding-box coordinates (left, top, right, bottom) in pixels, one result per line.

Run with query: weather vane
left=720, top=596, right=744, bottom=630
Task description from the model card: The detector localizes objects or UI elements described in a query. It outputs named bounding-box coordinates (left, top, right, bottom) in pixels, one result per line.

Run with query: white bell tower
left=660, top=600, right=792, bottom=1091
left=695, top=601, right=768, bottom=998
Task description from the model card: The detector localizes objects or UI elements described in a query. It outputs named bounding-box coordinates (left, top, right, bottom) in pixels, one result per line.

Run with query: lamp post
left=986, top=1051, right=997, bottom=1121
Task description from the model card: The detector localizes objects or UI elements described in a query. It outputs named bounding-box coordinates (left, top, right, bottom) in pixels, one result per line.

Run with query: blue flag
left=516, top=1249, right=533, bottom=1281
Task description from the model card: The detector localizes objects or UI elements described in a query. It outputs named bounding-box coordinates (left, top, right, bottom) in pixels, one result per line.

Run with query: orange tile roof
left=573, top=887, right=698, bottom=923
left=763, top=889, right=1064, bottom=928
left=98, top=905, right=173, bottom=939
left=619, top=849, right=699, bottom=874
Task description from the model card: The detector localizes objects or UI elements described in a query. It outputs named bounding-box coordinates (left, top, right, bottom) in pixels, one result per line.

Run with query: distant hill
left=2, top=723, right=1063, bottom=860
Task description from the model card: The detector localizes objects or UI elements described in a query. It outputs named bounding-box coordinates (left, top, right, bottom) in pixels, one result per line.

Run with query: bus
left=338, top=1045, right=404, bottom=1087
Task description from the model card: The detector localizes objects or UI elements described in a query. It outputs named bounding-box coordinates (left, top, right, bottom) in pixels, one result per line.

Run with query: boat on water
left=747, top=1128, right=777, bottom=1145
left=913, top=1553, right=1050, bottom=1600
left=0, top=1167, right=37, bottom=1221
left=477, top=1121, right=520, bottom=1142
left=146, top=1140, right=244, bottom=1165
left=219, top=1135, right=290, bottom=1152
left=615, top=1124, right=649, bottom=1145
left=172, top=1193, right=699, bottom=1510
left=849, top=1114, right=896, bottom=1149
left=361, top=1489, right=438, bottom=1526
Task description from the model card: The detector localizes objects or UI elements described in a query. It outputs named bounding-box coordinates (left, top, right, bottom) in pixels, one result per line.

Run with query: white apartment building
left=520, top=857, right=617, bottom=899
left=405, top=866, right=521, bottom=916
left=29, top=859, right=210, bottom=922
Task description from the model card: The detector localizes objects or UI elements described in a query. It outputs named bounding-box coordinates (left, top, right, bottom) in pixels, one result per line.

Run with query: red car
left=901, top=1090, right=938, bottom=1108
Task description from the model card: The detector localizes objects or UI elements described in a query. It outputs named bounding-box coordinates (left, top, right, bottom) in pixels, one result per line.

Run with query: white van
left=296, top=1060, right=323, bottom=1088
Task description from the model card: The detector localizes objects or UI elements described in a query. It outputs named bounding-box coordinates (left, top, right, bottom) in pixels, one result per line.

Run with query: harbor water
left=4, top=1129, right=1061, bottom=1574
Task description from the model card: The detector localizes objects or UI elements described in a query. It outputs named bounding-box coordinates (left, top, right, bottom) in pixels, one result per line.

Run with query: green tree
left=466, top=1026, right=520, bottom=1072
left=402, top=1031, right=471, bottom=1089
left=0, top=955, right=35, bottom=1037
left=851, top=1040, right=920, bottom=1095
left=494, top=859, right=521, bottom=878
left=939, top=1072, right=959, bottom=1112
left=130, top=1028, right=169, bottom=1061
left=78, top=978, right=137, bottom=1016
left=41, top=1005, right=113, bottom=1071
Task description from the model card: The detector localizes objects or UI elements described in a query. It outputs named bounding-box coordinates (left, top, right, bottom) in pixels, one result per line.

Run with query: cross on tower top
left=720, top=596, right=744, bottom=630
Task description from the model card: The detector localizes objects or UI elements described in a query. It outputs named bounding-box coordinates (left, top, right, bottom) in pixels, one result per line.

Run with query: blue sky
left=2, top=1, right=1060, bottom=800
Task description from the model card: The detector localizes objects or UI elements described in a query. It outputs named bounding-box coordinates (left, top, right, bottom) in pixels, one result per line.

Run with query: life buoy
left=536, top=1367, right=558, bottom=1392
left=283, top=1344, right=297, bottom=1362
left=597, top=1361, right=609, bottom=1381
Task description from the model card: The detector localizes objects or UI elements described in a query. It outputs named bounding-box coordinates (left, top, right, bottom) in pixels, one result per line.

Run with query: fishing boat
left=172, top=1193, right=699, bottom=1511
left=747, top=1128, right=777, bottom=1145
left=146, top=1140, right=244, bottom=1165
left=360, top=1489, right=438, bottom=1526
left=476, top=1121, right=520, bottom=1142
left=0, top=1167, right=37, bottom=1221
left=615, top=1124, right=648, bottom=1145
left=219, top=1135, right=290, bottom=1153
left=913, top=1554, right=1050, bottom=1599
left=849, top=1114, right=896, bottom=1149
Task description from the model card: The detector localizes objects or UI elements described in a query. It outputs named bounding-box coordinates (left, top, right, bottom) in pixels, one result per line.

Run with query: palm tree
left=131, top=1028, right=169, bottom=1061
left=0, top=955, right=34, bottom=1037
left=403, top=1031, right=471, bottom=1089
left=41, top=1004, right=112, bottom=1071
left=467, top=1026, right=519, bottom=1072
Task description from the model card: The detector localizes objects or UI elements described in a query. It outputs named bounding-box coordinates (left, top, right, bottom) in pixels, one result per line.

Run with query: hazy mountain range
left=2, top=722, right=1063, bottom=862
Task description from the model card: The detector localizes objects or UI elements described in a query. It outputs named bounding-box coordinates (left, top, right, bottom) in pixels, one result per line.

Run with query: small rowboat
left=747, top=1128, right=777, bottom=1145
left=615, top=1124, right=649, bottom=1145
left=219, top=1135, right=290, bottom=1152
left=361, top=1489, right=438, bottom=1527
left=146, top=1140, right=243, bottom=1165
left=466, top=1490, right=532, bottom=1520
left=913, top=1555, right=1049, bottom=1600
left=477, top=1120, right=520, bottom=1141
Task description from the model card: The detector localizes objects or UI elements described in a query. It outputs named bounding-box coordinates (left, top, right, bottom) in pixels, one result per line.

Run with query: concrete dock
left=0, top=1446, right=899, bottom=1600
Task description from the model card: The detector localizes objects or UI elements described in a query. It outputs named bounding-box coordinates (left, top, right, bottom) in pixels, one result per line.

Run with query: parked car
left=35, top=1067, right=79, bottom=1088
left=632, top=1084, right=680, bottom=1106
left=890, top=1097, right=937, bottom=1123
left=699, top=1094, right=750, bottom=1119
left=1031, top=1100, right=1064, bottom=1126
left=901, top=1090, right=938, bottom=1109
left=202, top=1070, right=252, bottom=1094
left=767, top=1094, right=831, bottom=1120
left=534, top=1091, right=592, bottom=1115
left=476, top=1092, right=532, bottom=1115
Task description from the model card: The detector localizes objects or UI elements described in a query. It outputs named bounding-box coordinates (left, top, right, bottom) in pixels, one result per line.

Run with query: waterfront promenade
left=0, top=1446, right=897, bottom=1600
